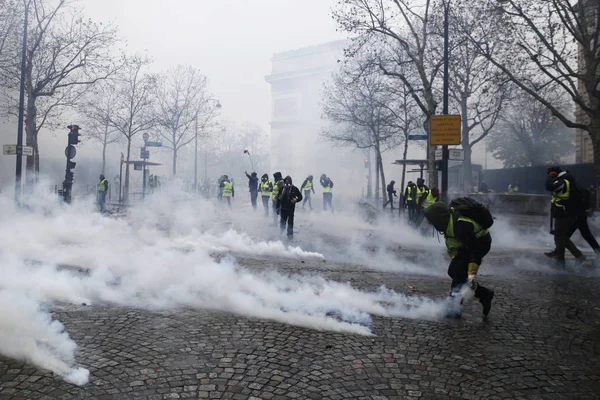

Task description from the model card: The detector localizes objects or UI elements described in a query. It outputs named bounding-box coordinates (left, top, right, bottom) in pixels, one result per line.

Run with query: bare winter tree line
left=0, top=0, right=268, bottom=200
left=324, top=0, right=598, bottom=202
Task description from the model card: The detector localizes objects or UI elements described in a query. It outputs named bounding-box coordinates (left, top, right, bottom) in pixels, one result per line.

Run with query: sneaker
left=480, top=289, right=494, bottom=316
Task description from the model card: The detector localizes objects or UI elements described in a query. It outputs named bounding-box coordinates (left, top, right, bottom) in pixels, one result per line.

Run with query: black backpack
left=571, top=186, right=592, bottom=211
left=449, top=197, right=494, bottom=229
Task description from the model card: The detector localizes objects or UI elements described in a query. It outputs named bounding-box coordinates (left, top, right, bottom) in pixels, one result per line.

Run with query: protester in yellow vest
left=259, top=174, right=273, bottom=217
left=220, top=175, right=234, bottom=207
left=320, top=173, right=334, bottom=213
left=301, top=175, right=316, bottom=211
left=404, top=181, right=417, bottom=223
left=422, top=202, right=495, bottom=318
left=97, top=174, right=108, bottom=213
left=272, top=172, right=284, bottom=224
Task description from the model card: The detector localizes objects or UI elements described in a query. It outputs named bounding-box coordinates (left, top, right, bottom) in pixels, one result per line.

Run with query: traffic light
left=66, top=171, right=74, bottom=182
left=67, top=160, right=76, bottom=169
left=68, top=125, right=80, bottom=145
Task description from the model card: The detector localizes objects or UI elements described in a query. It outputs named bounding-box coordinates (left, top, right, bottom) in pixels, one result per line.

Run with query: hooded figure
left=220, top=175, right=234, bottom=206
left=301, top=175, right=316, bottom=210
left=277, top=176, right=302, bottom=239
left=320, top=174, right=334, bottom=213
left=405, top=181, right=418, bottom=222
left=271, top=172, right=285, bottom=224
left=422, top=202, right=495, bottom=318
left=245, top=171, right=259, bottom=211
left=383, top=180, right=397, bottom=209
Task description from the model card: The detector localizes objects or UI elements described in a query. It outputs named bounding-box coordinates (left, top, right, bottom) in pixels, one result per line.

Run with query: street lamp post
left=194, top=99, right=221, bottom=194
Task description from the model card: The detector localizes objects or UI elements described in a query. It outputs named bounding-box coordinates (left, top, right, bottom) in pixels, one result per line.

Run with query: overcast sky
left=80, top=0, right=346, bottom=132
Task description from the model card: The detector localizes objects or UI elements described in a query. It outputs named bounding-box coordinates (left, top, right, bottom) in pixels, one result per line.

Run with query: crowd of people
left=213, top=171, right=335, bottom=240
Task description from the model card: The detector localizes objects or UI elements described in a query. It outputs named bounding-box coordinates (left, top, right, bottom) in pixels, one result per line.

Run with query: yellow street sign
left=430, top=115, right=461, bottom=145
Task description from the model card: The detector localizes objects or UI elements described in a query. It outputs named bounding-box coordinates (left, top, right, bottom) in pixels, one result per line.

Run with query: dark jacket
left=387, top=182, right=396, bottom=196
left=545, top=171, right=578, bottom=217
left=245, top=172, right=259, bottom=192
left=277, top=176, right=303, bottom=211
left=320, top=176, right=334, bottom=189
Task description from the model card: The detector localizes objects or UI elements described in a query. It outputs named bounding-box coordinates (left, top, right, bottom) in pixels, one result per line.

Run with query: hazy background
left=0, top=0, right=500, bottom=195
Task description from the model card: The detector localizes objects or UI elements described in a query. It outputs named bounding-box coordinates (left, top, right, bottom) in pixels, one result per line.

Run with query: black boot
left=477, top=287, right=494, bottom=317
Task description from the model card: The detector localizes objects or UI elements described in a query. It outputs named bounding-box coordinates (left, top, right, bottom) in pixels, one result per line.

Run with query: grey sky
left=80, top=0, right=345, bottom=131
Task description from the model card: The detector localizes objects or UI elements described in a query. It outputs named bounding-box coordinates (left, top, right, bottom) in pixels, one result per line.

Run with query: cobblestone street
left=1, top=242, right=599, bottom=400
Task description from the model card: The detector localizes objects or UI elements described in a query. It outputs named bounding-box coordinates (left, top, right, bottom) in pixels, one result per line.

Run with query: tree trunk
left=423, top=116, right=438, bottom=187
left=101, top=124, right=108, bottom=175
left=124, top=136, right=131, bottom=202
left=25, top=94, right=37, bottom=187
left=375, top=153, right=380, bottom=201
left=172, top=148, right=177, bottom=176
left=463, top=145, right=473, bottom=193
left=367, top=150, right=373, bottom=199
left=376, top=145, right=387, bottom=204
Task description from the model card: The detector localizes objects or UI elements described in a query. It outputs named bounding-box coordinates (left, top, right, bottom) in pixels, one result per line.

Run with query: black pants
left=407, top=202, right=417, bottom=222
left=250, top=190, right=258, bottom=210
left=280, top=209, right=295, bottom=238
left=448, top=237, right=492, bottom=301
left=272, top=200, right=279, bottom=225
left=383, top=194, right=395, bottom=209
left=577, top=214, right=600, bottom=252
left=554, top=216, right=582, bottom=260
left=262, top=196, right=270, bottom=216
left=323, top=193, right=334, bottom=213
left=302, top=191, right=312, bottom=209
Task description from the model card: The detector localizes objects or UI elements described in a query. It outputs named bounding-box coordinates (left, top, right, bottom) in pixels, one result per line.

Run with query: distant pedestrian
left=259, top=174, right=273, bottom=217
left=245, top=171, right=259, bottom=211
left=320, top=174, right=334, bottom=213
left=97, top=174, right=108, bottom=213
left=383, top=180, right=397, bottom=209
left=301, top=175, right=315, bottom=210
left=221, top=175, right=234, bottom=207
left=277, top=176, right=303, bottom=239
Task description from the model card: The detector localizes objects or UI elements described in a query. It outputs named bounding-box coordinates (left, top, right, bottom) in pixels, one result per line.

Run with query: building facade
left=265, top=40, right=368, bottom=198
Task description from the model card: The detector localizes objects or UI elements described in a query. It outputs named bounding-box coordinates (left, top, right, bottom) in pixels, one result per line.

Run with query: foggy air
left=0, top=0, right=598, bottom=397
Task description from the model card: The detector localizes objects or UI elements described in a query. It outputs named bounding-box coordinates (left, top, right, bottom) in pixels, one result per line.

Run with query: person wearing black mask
left=245, top=171, right=259, bottom=211
left=277, top=176, right=303, bottom=239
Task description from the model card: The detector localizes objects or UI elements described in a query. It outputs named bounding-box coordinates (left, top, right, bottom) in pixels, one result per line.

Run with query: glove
left=467, top=275, right=478, bottom=290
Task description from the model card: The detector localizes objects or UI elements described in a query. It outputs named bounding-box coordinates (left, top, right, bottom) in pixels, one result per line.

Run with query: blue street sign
left=145, top=141, right=162, bottom=147
left=408, top=135, right=428, bottom=140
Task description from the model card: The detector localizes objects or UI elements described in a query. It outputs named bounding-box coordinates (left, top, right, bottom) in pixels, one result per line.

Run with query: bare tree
left=487, top=90, right=575, bottom=168
left=0, top=0, right=120, bottom=184
left=465, top=0, right=600, bottom=197
left=333, top=0, right=444, bottom=186
left=78, top=80, right=121, bottom=175
left=321, top=57, right=403, bottom=203
left=104, top=56, right=156, bottom=202
left=444, top=4, right=511, bottom=191
left=155, top=65, right=211, bottom=176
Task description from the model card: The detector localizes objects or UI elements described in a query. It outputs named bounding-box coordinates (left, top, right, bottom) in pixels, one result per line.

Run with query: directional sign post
left=4, top=145, right=33, bottom=156
left=145, top=141, right=162, bottom=147
left=408, top=134, right=428, bottom=141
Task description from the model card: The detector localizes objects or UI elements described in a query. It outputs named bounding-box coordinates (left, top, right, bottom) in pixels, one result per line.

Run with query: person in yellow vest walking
left=259, top=174, right=273, bottom=217
left=422, top=201, right=495, bottom=318
left=301, top=175, right=315, bottom=210
left=320, top=174, right=334, bottom=213
left=272, top=172, right=285, bottom=225
left=221, top=175, right=234, bottom=207
left=97, top=174, right=108, bottom=213
left=404, top=181, right=417, bottom=222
